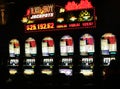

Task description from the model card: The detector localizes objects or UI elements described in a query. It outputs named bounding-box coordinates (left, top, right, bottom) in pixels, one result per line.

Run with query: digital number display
left=26, top=22, right=54, bottom=31
left=37, top=23, right=54, bottom=29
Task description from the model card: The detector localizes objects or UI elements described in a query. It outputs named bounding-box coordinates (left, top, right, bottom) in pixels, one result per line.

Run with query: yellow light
left=21, top=17, right=28, bottom=23
left=59, top=8, right=65, bottom=13
left=70, top=16, right=77, bottom=21
left=57, top=18, right=64, bottom=23
left=80, top=70, right=93, bottom=76
left=50, top=66, right=53, bottom=68
left=41, top=69, right=52, bottom=75
left=27, top=20, right=34, bottom=24
left=24, top=69, right=34, bottom=75
left=9, top=69, right=17, bottom=75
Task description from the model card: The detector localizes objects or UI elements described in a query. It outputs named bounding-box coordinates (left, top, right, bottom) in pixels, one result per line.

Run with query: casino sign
left=22, top=0, right=97, bottom=33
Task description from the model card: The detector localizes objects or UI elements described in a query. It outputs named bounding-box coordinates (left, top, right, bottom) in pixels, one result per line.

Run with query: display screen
left=60, top=35, right=74, bottom=56
left=81, top=57, right=93, bottom=69
left=25, top=58, right=36, bottom=66
left=23, top=2, right=96, bottom=33
left=42, top=37, right=55, bottom=56
left=59, top=69, right=72, bottom=76
left=80, top=34, right=94, bottom=56
left=103, top=57, right=115, bottom=66
left=43, top=58, right=53, bottom=66
left=9, top=59, right=19, bottom=66
left=61, top=58, right=73, bottom=66
left=25, top=37, right=37, bottom=57
left=101, top=33, right=117, bottom=55
left=9, top=39, right=20, bottom=57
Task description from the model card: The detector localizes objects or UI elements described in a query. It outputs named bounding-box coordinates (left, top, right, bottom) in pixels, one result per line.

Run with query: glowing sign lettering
left=82, top=22, right=93, bottom=26
left=30, top=4, right=54, bottom=14
left=29, top=4, right=54, bottom=19
left=26, top=22, right=54, bottom=31
left=26, top=24, right=37, bottom=30
left=69, top=23, right=80, bottom=27
left=56, top=24, right=67, bottom=28
left=37, top=23, right=54, bottom=29
left=30, top=13, right=54, bottom=19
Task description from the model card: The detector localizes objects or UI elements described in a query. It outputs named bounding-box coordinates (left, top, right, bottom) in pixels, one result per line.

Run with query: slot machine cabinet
left=59, top=57, right=73, bottom=76
left=41, top=58, right=54, bottom=75
left=40, top=37, right=55, bottom=75
left=23, top=37, right=37, bottom=76
left=79, top=56, right=94, bottom=76
left=8, top=39, right=20, bottom=75
left=101, top=33, right=117, bottom=76
left=23, top=58, right=36, bottom=75
left=79, top=33, right=95, bottom=77
left=59, top=35, right=74, bottom=76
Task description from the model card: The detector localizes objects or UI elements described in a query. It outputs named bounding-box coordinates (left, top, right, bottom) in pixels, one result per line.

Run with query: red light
left=26, top=8, right=30, bottom=16
left=65, top=0, right=93, bottom=11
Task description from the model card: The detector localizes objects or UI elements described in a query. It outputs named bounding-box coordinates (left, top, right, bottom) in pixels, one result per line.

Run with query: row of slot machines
left=8, top=55, right=116, bottom=77
left=8, top=57, right=93, bottom=76
left=7, top=33, right=117, bottom=77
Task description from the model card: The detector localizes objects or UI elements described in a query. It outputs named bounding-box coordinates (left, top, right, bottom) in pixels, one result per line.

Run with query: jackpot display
left=22, top=0, right=96, bottom=33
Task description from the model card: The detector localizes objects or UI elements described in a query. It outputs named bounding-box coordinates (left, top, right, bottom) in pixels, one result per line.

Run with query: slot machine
left=23, top=37, right=37, bottom=75
left=8, top=39, right=20, bottom=75
left=79, top=33, right=94, bottom=77
left=101, top=33, right=117, bottom=76
left=59, top=57, right=73, bottom=76
left=40, top=37, right=54, bottom=75
left=59, top=35, right=73, bottom=76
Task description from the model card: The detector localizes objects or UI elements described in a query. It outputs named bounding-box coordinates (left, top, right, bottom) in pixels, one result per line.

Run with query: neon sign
left=65, top=0, right=93, bottom=11
left=30, top=4, right=54, bottom=14
left=25, top=4, right=55, bottom=20
left=22, top=1, right=96, bottom=33
left=78, top=10, right=93, bottom=22
left=26, top=22, right=54, bottom=31
left=56, top=8, right=95, bottom=28
left=30, top=13, right=54, bottom=19
left=69, top=23, right=80, bottom=27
